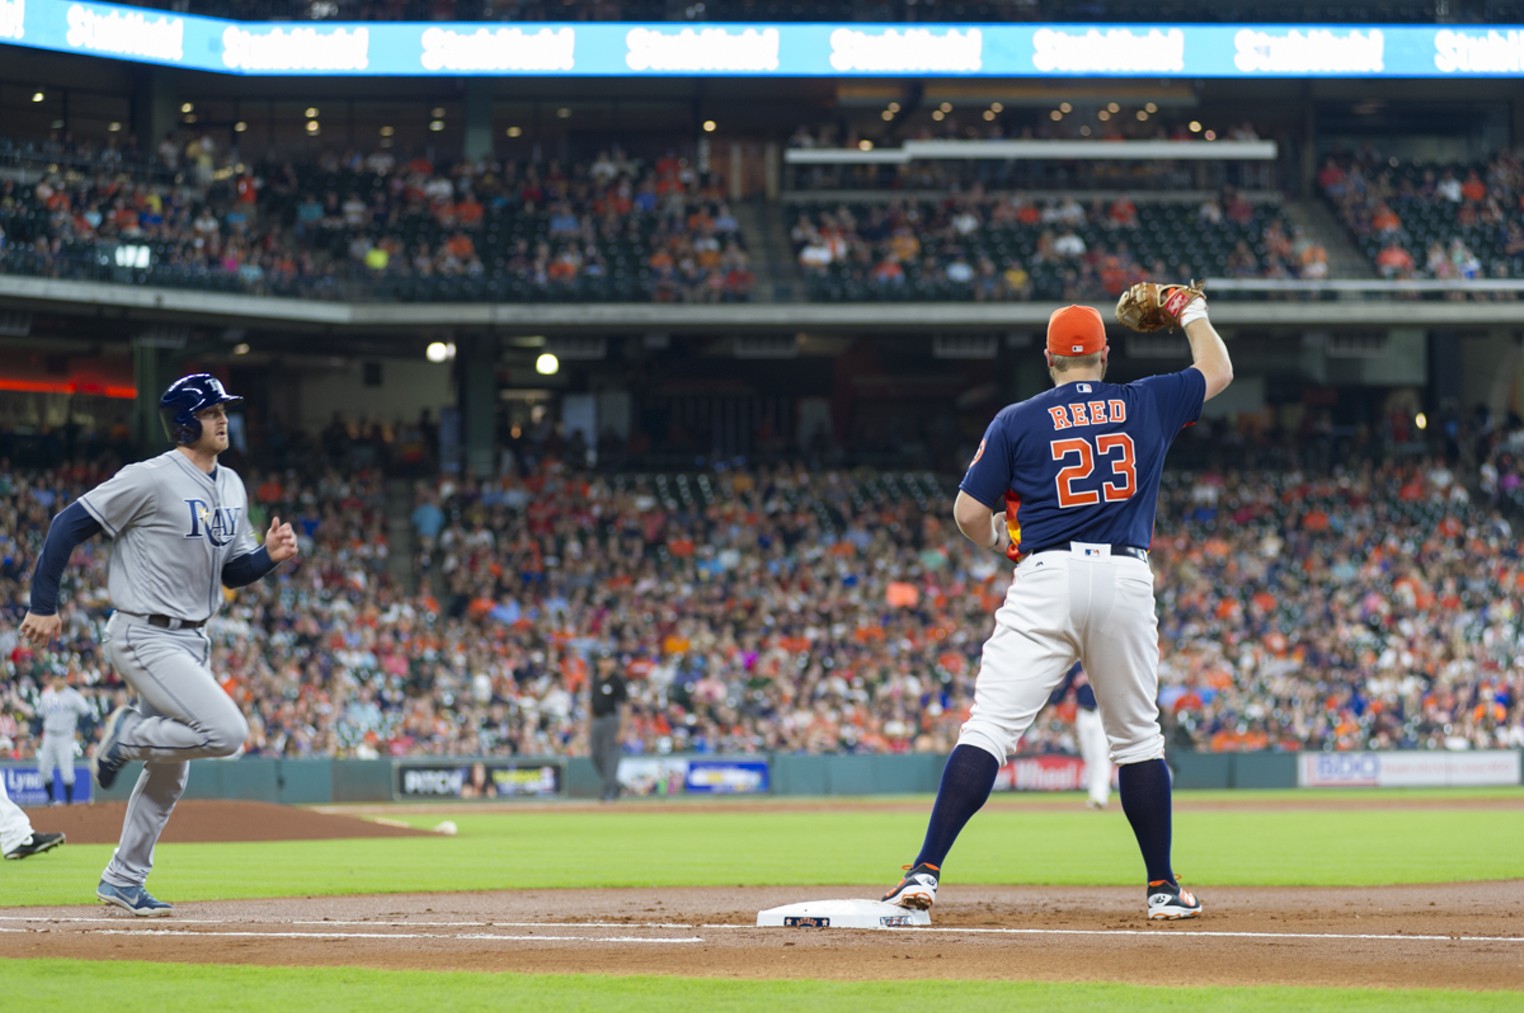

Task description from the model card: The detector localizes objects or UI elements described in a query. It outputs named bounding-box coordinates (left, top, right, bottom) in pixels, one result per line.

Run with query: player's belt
left=1023, top=542, right=1148, bottom=563
left=120, top=612, right=209, bottom=630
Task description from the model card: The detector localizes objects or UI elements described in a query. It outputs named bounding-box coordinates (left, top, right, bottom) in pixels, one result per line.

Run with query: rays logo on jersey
left=183, top=499, right=241, bottom=546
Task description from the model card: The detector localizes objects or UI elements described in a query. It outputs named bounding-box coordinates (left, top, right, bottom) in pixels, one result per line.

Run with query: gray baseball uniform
left=0, top=776, right=39, bottom=854
left=78, top=451, right=257, bottom=889
left=38, top=684, right=92, bottom=789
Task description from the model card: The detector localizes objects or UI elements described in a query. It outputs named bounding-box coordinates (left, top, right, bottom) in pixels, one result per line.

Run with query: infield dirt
left=3, top=799, right=1520, bottom=991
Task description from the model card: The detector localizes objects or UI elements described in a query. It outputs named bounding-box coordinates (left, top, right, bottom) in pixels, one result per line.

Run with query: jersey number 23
left=1050, top=434, right=1136, bottom=508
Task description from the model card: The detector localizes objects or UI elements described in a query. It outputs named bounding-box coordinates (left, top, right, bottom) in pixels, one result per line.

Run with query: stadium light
left=425, top=341, right=456, bottom=363
left=536, top=352, right=560, bottom=375
left=702, top=119, right=717, bottom=132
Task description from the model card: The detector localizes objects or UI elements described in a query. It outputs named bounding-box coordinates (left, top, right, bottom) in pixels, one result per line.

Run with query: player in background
left=17, top=374, right=298, bottom=916
left=1049, top=662, right=1111, bottom=810
left=37, top=669, right=93, bottom=805
left=884, top=290, right=1231, bottom=920
left=1, top=776, right=65, bottom=859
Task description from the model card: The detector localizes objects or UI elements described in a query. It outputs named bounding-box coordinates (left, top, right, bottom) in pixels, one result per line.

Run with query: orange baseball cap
left=1046, top=305, right=1107, bottom=356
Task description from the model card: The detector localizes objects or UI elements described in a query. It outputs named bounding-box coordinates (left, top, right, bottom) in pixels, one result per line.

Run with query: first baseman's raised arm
left=1184, top=317, right=1233, bottom=402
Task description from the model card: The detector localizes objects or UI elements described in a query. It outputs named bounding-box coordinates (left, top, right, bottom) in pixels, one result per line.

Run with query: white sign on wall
left=1299, top=750, right=1521, bottom=788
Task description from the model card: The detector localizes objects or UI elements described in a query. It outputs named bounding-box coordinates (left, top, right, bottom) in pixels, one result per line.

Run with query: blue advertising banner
left=3, top=765, right=93, bottom=806
left=685, top=759, right=769, bottom=794
left=1, top=0, right=1522, bottom=77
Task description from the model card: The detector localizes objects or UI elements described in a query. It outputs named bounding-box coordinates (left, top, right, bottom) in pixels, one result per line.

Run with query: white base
left=756, top=898, right=931, bottom=929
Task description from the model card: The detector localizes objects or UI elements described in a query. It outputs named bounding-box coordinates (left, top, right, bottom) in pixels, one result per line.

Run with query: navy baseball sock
left=1119, top=758, right=1175, bottom=884
left=913, top=745, right=1000, bottom=869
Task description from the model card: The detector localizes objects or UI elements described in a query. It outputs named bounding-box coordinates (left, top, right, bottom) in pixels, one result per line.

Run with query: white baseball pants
left=1076, top=706, right=1112, bottom=805
left=100, top=612, right=248, bottom=888
left=0, top=776, right=37, bottom=854
left=38, top=733, right=77, bottom=786
left=959, top=544, right=1166, bottom=766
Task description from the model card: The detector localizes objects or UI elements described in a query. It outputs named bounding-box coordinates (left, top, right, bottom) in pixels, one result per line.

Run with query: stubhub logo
left=625, top=27, right=779, bottom=72
left=0, top=0, right=22, bottom=41
left=66, top=3, right=184, bottom=62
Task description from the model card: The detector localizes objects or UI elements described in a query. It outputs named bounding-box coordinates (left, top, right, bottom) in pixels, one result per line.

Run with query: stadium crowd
left=0, top=136, right=753, bottom=304
left=1319, top=146, right=1524, bottom=291
left=3, top=416, right=1523, bottom=765
left=790, top=187, right=1307, bottom=303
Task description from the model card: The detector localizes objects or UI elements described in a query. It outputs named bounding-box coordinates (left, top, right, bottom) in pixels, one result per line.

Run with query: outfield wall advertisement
left=2, top=1, right=1522, bottom=77
left=395, top=760, right=562, bottom=800
left=616, top=757, right=770, bottom=797
left=2, top=765, right=93, bottom=806
left=994, top=755, right=1089, bottom=792
left=1298, top=750, right=1521, bottom=788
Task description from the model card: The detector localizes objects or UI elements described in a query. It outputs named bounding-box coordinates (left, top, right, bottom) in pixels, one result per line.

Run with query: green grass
left=5, top=960, right=1518, bottom=1012
left=5, top=788, right=1521, bottom=908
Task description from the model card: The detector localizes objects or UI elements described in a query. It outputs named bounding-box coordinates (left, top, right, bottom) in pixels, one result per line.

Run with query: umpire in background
left=588, top=648, right=628, bottom=802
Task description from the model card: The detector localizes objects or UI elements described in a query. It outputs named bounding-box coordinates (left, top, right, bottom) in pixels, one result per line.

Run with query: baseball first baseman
left=18, top=374, right=298, bottom=916
left=884, top=283, right=1230, bottom=920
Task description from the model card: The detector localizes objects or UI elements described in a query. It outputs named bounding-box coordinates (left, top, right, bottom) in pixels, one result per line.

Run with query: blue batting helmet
left=159, top=373, right=243, bottom=445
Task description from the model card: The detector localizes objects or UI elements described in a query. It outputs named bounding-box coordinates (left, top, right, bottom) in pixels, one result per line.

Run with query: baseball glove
left=1115, top=280, right=1206, bottom=333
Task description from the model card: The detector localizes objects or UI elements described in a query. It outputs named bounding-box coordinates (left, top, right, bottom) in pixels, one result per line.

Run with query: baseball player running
left=1, top=776, right=65, bottom=860
left=18, top=374, right=298, bottom=916
left=37, top=670, right=92, bottom=805
left=1050, top=662, right=1110, bottom=809
left=884, top=283, right=1230, bottom=920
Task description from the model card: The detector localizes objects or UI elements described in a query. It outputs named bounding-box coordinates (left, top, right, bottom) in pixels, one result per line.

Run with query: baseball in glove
left=1115, top=280, right=1206, bottom=333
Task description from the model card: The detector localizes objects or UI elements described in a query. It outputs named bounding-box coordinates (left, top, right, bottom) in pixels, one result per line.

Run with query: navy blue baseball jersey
left=960, top=369, right=1205, bottom=557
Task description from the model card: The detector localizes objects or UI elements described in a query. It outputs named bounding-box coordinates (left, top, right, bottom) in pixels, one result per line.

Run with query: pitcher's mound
left=22, top=800, right=430, bottom=844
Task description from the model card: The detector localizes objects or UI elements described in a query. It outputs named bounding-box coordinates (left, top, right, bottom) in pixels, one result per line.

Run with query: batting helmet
left=159, top=373, right=243, bottom=445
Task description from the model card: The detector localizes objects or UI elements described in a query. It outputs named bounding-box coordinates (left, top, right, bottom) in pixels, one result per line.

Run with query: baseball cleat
left=883, top=862, right=940, bottom=910
left=98, top=881, right=174, bottom=917
left=92, top=706, right=134, bottom=790
left=4, top=831, right=66, bottom=860
left=1147, top=879, right=1203, bottom=920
